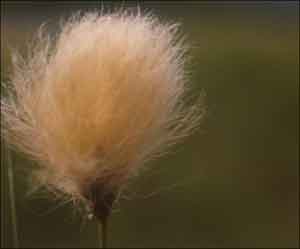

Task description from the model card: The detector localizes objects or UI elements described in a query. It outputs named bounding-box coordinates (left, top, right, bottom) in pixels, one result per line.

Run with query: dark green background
left=1, top=1, right=299, bottom=248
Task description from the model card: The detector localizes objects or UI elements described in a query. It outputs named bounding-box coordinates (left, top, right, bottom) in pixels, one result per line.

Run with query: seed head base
left=84, top=181, right=117, bottom=222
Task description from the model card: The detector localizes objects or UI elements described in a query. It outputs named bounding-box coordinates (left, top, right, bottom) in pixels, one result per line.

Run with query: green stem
left=7, top=149, right=19, bottom=248
left=1, top=142, right=6, bottom=248
left=97, top=217, right=108, bottom=248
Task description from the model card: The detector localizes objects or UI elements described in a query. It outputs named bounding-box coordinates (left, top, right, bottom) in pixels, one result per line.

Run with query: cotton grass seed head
left=1, top=10, right=205, bottom=220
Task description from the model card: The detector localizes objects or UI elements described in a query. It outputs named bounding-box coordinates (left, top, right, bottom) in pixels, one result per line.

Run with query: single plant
left=1, top=9, right=205, bottom=248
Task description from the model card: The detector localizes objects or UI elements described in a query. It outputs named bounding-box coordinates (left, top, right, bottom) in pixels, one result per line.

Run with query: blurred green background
left=1, top=1, right=299, bottom=248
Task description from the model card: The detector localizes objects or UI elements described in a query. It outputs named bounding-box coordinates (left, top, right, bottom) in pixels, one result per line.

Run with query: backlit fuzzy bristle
left=1, top=9, right=205, bottom=219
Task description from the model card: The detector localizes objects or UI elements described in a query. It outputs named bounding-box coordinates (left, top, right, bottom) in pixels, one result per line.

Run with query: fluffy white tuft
left=1, top=10, right=204, bottom=209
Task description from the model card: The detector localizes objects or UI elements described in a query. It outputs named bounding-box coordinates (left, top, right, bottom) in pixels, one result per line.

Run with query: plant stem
left=97, top=217, right=108, bottom=248
left=7, top=149, right=19, bottom=248
left=1, top=142, right=6, bottom=248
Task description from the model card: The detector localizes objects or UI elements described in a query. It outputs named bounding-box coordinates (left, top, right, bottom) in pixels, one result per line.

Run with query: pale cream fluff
left=1, top=10, right=204, bottom=217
